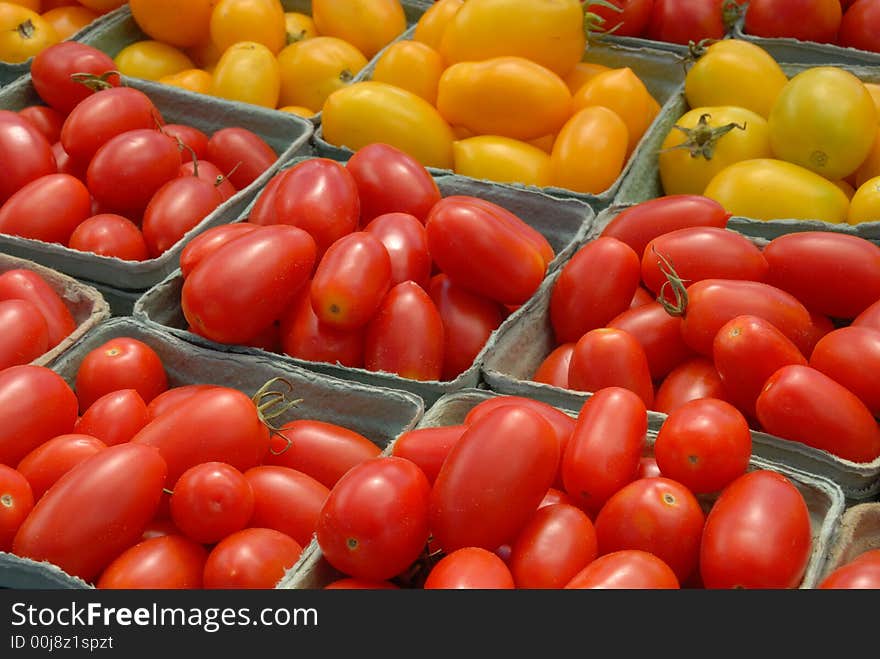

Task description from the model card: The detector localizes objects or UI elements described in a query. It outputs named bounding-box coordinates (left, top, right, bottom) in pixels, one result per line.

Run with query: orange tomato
left=276, top=36, right=368, bottom=113
left=6, top=0, right=40, bottom=11
left=550, top=106, right=629, bottom=194
left=40, top=0, right=78, bottom=10
left=412, top=0, right=463, bottom=50
left=129, top=0, right=216, bottom=49
left=76, top=0, right=125, bottom=13
left=159, top=68, right=213, bottom=95
left=371, top=40, right=445, bottom=105
left=312, top=0, right=406, bottom=59
left=186, top=39, right=222, bottom=71
left=0, top=4, right=59, bottom=63
left=279, top=105, right=315, bottom=118
left=39, top=5, right=98, bottom=40
left=564, top=61, right=612, bottom=95
left=210, top=0, right=286, bottom=55
left=284, top=11, right=317, bottom=44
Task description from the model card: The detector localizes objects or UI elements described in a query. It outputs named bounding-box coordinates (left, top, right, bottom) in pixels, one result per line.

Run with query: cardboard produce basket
left=0, top=252, right=110, bottom=368
left=132, top=158, right=595, bottom=408
left=0, top=73, right=313, bottom=291
left=0, top=316, right=425, bottom=589
left=817, top=502, right=880, bottom=586
left=279, top=388, right=846, bottom=590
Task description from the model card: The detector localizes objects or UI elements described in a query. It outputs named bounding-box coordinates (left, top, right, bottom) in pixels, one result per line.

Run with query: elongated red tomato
left=317, top=456, right=432, bottom=582
left=19, top=105, right=63, bottom=144
left=0, top=110, right=56, bottom=205
left=162, top=124, right=209, bottom=163
left=0, top=299, right=48, bottom=370
left=13, top=443, right=167, bottom=582
left=550, top=236, right=641, bottom=344
left=96, top=535, right=208, bottom=589
left=390, top=424, right=467, bottom=485
left=568, top=328, right=655, bottom=408
left=853, top=298, right=880, bottom=330
left=423, top=547, right=515, bottom=589
left=263, top=419, right=380, bottom=490
left=16, top=433, right=107, bottom=501
left=364, top=212, right=432, bottom=289
left=279, top=286, right=365, bottom=368
left=425, top=196, right=547, bottom=305
left=310, top=231, right=392, bottom=330
left=561, top=387, right=647, bottom=515
left=600, top=195, right=730, bottom=258
left=810, top=326, right=880, bottom=416
left=653, top=357, right=728, bottom=415
left=0, top=365, right=78, bottom=467
left=430, top=406, right=559, bottom=553
left=178, top=223, right=259, bottom=278
left=700, top=469, right=812, bottom=589
left=365, top=281, right=445, bottom=381
left=205, top=127, right=278, bottom=190
left=564, top=549, right=680, bottom=589
left=532, top=342, right=575, bottom=388
left=762, top=232, right=880, bottom=320
left=756, top=364, right=880, bottom=463
left=0, top=173, right=91, bottom=246
left=182, top=224, right=317, bottom=344
left=30, top=42, right=119, bottom=115
left=145, top=384, right=218, bottom=421
left=0, top=465, right=33, bottom=552
left=819, top=550, right=880, bottom=589
left=141, top=175, right=225, bottom=257
left=203, top=527, right=303, bottom=589
left=130, top=386, right=271, bottom=484
left=608, top=302, right=695, bottom=381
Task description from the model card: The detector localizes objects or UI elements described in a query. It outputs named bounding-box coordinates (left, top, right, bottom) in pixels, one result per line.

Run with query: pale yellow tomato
left=848, top=176, right=880, bottom=225
left=278, top=105, right=315, bottom=118
left=114, top=40, right=195, bottom=81
left=211, top=40, right=280, bottom=108
left=453, top=135, right=552, bottom=187
left=284, top=11, right=316, bottom=44
left=371, top=40, right=445, bottom=105
left=550, top=106, right=629, bottom=194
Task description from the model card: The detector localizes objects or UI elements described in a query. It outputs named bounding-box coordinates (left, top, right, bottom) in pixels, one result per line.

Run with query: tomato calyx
left=661, top=113, right=747, bottom=160
left=69, top=71, right=121, bottom=93
left=338, top=69, right=355, bottom=84
left=2, top=494, right=13, bottom=508
left=583, top=1, right=624, bottom=38
left=251, top=377, right=304, bottom=456
left=721, top=0, right=746, bottom=30
left=16, top=18, right=36, bottom=40
left=652, top=247, right=690, bottom=317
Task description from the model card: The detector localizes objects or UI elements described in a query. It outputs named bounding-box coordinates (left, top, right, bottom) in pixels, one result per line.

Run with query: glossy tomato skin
left=390, top=424, right=467, bottom=485
left=96, top=535, right=208, bottom=589
left=0, top=365, right=78, bottom=467
left=178, top=223, right=259, bottom=278
left=364, top=281, right=445, bottom=381
left=550, top=236, right=641, bottom=344
left=30, top=42, right=119, bottom=115
left=203, top=528, right=303, bottom=589
left=431, top=406, right=560, bottom=553
left=423, top=547, right=515, bottom=589
left=459, top=196, right=554, bottom=267
left=317, top=456, right=432, bottom=582
left=324, top=577, right=400, bottom=589
left=182, top=224, right=317, bottom=344
left=244, top=465, right=330, bottom=548
left=819, top=550, right=880, bottom=589
left=653, top=357, right=728, bottom=414
left=279, top=287, right=365, bottom=368
left=839, top=0, right=880, bottom=52
left=74, top=337, right=168, bottom=412
left=162, top=123, right=209, bottom=162
left=346, top=142, right=442, bottom=225
left=263, top=419, right=381, bottom=490
left=568, top=328, right=655, bottom=408
left=169, top=461, right=254, bottom=544
left=145, top=384, right=218, bottom=421
left=564, top=549, right=680, bottom=588
left=429, top=274, right=505, bottom=380
left=77, top=391, right=147, bottom=449
left=205, top=126, right=277, bottom=190
left=600, top=195, right=730, bottom=258
left=16, top=433, right=107, bottom=501
left=744, top=0, right=842, bottom=42
left=594, top=477, right=705, bottom=584
left=0, top=173, right=91, bottom=246
left=19, top=105, right=64, bottom=144
left=0, top=111, right=56, bottom=205
left=68, top=214, right=150, bottom=261
left=0, top=299, right=49, bottom=370
left=756, top=364, right=880, bottom=463
left=608, top=302, right=695, bottom=381
left=365, top=212, right=432, bottom=289
left=700, top=469, right=812, bottom=589
left=141, top=175, right=224, bottom=258
left=532, top=342, right=575, bottom=388
left=178, top=159, right=237, bottom=200
left=810, top=326, right=880, bottom=416
left=646, top=0, right=726, bottom=44
left=509, top=503, right=598, bottom=589
left=13, top=443, right=167, bottom=582
left=0, top=465, right=34, bottom=552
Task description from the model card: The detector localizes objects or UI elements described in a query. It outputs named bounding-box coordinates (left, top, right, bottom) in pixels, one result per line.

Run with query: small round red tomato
left=74, top=336, right=168, bottom=412
left=568, top=328, right=655, bottom=408
left=345, top=142, right=442, bottom=225
left=73, top=389, right=149, bottom=447
left=608, top=301, right=695, bottom=381
left=68, top=214, right=150, bottom=261
left=316, top=456, right=432, bottom=582
left=205, top=126, right=278, bottom=190
left=810, top=326, right=880, bottom=416
left=279, top=286, right=365, bottom=368
left=161, top=123, right=209, bottom=163
left=0, top=465, right=34, bottom=552
left=203, top=527, right=303, bottom=589
left=509, top=503, right=598, bottom=589
left=141, top=175, right=225, bottom=258
left=15, top=433, right=106, bottom=501
left=744, top=0, right=842, bottom=43
left=19, top=105, right=64, bottom=144
left=324, top=577, right=400, bottom=589
left=30, top=42, right=119, bottom=115
left=178, top=159, right=237, bottom=200
left=700, top=469, right=812, bottom=589
left=550, top=236, right=642, bottom=344
left=178, top=223, right=259, bottom=278
left=0, top=173, right=91, bottom=246
left=97, top=535, right=208, bottom=589
left=654, top=398, right=751, bottom=494
left=244, top=465, right=330, bottom=548
left=0, top=111, right=56, bottom=206
left=653, top=357, right=728, bottom=415
left=169, top=461, right=254, bottom=544
left=564, top=549, right=680, bottom=588
left=390, top=424, right=467, bottom=486
left=182, top=224, right=317, bottom=344
left=365, top=281, right=445, bottom=381
left=588, top=0, right=654, bottom=38
left=532, top=342, right=575, bottom=388
left=423, top=547, right=515, bottom=589
left=839, top=0, right=880, bottom=52
left=0, top=299, right=49, bottom=370
left=594, top=477, right=705, bottom=584
left=819, top=549, right=880, bottom=589
left=646, top=0, right=727, bottom=44
left=364, top=212, right=432, bottom=289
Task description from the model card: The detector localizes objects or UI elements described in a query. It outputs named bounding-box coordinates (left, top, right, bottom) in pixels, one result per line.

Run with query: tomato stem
left=252, top=377, right=304, bottom=454
left=721, top=0, right=746, bottom=31
left=218, top=161, right=242, bottom=189
left=69, top=70, right=121, bottom=92
left=16, top=19, right=36, bottom=39
left=660, top=113, right=746, bottom=160
left=582, top=1, right=624, bottom=40
left=652, top=247, right=689, bottom=317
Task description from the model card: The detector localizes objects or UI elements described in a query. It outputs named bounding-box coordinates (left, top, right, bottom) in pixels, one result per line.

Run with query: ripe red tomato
left=74, top=337, right=168, bottom=412
left=205, top=126, right=278, bottom=190
left=456, top=196, right=555, bottom=267
left=244, top=465, right=330, bottom=548
left=246, top=169, right=284, bottom=225
left=0, top=365, right=78, bottom=466
left=654, top=398, right=752, bottom=494
left=712, top=314, right=808, bottom=421
left=169, top=462, right=255, bottom=544
left=594, top=477, right=705, bottom=584
left=316, top=456, right=432, bottom=581
left=0, top=111, right=56, bottom=205
left=0, top=299, right=49, bottom=370
left=145, top=384, right=218, bottom=421
left=431, top=406, right=560, bottom=553
left=646, top=0, right=727, bottom=43
left=364, top=281, right=445, bottom=381
left=564, top=549, right=680, bottom=588
left=853, top=298, right=880, bottom=330
left=15, top=433, right=106, bottom=501
left=178, top=223, right=259, bottom=278
left=30, top=42, right=119, bottom=115
left=182, top=224, right=316, bottom=344
left=19, top=105, right=64, bottom=145
left=263, top=419, right=381, bottom=489
left=539, top=487, right=579, bottom=508
left=13, top=443, right=168, bottom=582
left=423, top=547, right=515, bottom=589
left=608, top=301, right=695, bottom=380
left=638, top=456, right=663, bottom=479
left=532, top=342, right=575, bottom=388
left=756, top=364, right=880, bottom=463
left=744, top=0, right=842, bottom=42
left=203, top=527, right=303, bottom=589
left=161, top=123, right=209, bottom=163
left=509, top=503, right=598, bottom=589
left=141, top=175, right=225, bottom=257
left=600, top=195, right=730, bottom=258
left=178, top=159, right=237, bottom=200
left=630, top=286, right=656, bottom=308
left=364, top=212, right=432, bottom=289
left=390, top=424, right=467, bottom=485
left=700, top=469, right=812, bottom=589
left=550, top=236, right=642, bottom=344
left=587, top=0, right=654, bottom=37
left=52, top=141, right=86, bottom=181
left=345, top=142, right=442, bottom=225
left=0, top=173, right=91, bottom=246
left=561, top=386, right=647, bottom=515
left=0, top=465, right=34, bottom=552
left=324, top=577, right=400, bottom=589
left=68, top=214, right=150, bottom=261
left=568, top=328, right=655, bottom=408
left=839, top=0, right=880, bottom=52
left=279, top=286, right=365, bottom=367
left=96, top=535, right=208, bottom=589
left=810, top=326, right=880, bottom=416
left=653, top=357, right=728, bottom=414
left=819, top=549, right=880, bottom=589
